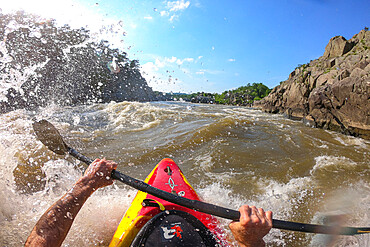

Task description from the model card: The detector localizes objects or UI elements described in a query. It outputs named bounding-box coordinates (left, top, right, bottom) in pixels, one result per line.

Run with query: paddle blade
left=32, top=120, right=68, bottom=155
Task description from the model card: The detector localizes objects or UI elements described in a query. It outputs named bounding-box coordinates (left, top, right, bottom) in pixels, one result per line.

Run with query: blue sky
left=2, top=0, right=370, bottom=93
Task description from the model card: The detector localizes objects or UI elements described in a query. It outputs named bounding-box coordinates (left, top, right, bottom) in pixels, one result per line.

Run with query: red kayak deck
left=109, top=158, right=229, bottom=246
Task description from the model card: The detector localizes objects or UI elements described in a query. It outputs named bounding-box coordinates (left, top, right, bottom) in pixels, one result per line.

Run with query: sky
left=1, top=0, right=370, bottom=93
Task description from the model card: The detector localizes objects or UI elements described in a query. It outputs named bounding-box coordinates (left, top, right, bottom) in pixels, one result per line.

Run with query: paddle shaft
left=66, top=146, right=368, bottom=235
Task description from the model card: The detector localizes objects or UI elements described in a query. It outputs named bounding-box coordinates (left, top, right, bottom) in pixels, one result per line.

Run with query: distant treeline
left=155, top=82, right=271, bottom=106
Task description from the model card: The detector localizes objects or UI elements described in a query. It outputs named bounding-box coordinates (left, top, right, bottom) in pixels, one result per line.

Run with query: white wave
left=62, top=185, right=137, bottom=246
left=311, top=156, right=358, bottom=175
left=318, top=144, right=329, bottom=149
left=309, top=181, right=370, bottom=247
left=256, top=177, right=314, bottom=218
left=326, top=130, right=370, bottom=149
left=0, top=125, right=137, bottom=246
left=196, top=176, right=315, bottom=246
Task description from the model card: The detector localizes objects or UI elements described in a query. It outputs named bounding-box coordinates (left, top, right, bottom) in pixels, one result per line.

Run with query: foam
left=311, top=155, right=358, bottom=175
left=309, top=181, right=370, bottom=246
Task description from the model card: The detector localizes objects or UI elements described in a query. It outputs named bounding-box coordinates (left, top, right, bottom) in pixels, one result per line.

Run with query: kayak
left=109, top=158, right=229, bottom=247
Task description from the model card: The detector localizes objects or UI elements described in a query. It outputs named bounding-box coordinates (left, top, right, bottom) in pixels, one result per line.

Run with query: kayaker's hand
left=83, top=158, right=118, bottom=190
left=229, top=205, right=272, bottom=247
left=26, top=158, right=118, bottom=247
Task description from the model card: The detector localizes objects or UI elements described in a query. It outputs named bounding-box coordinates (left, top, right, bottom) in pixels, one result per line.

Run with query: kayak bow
left=109, top=158, right=228, bottom=247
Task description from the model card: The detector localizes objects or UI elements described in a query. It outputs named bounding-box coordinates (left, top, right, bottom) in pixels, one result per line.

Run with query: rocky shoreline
left=254, top=30, right=370, bottom=140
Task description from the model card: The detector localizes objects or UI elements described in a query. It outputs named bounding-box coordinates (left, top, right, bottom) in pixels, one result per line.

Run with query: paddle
left=32, top=119, right=370, bottom=235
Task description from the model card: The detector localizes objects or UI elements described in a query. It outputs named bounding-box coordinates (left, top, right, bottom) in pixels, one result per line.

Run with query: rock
left=365, top=63, right=370, bottom=73
left=316, top=70, right=337, bottom=87
left=322, top=36, right=354, bottom=59
left=337, top=69, right=350, bottom=80
left=306, top=78, right=369, bottom=138
left=255, top=29, right=370, bottom=139
left=350, top=68, right=366, bottom=78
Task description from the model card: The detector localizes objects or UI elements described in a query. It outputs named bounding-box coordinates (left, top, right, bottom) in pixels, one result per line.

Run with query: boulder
left=306, top=78, right=369, bottom=138
left=350, top=68, right=366, bottom=78
left=255, top=29, right=370, bottom=139
left=322, top=36, right=354, bottom=59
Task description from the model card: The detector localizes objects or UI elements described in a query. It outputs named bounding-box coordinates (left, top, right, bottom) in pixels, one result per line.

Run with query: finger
left=250, top=206, right=262, bottom=224
left=110, top=161, right=118, bottom=170
left=250, top=206, right=259, bottom=217
left=257, top=208, right=266, bottom=225
left=243, top=205, right=252, bottom=215
left=239, top=205, right=251, bottom=224
left=265, top=211, right=273, bottom=227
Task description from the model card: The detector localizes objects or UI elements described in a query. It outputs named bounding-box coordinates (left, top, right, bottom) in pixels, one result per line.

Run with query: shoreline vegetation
left=154, top=82, right=271, bottom=106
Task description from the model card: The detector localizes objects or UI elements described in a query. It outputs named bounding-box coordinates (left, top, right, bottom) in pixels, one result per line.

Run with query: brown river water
left=0, top=101, right=369, bottom=246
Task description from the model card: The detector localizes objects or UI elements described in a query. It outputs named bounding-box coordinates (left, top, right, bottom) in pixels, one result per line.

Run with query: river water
left=0, top=101, right=369, bottom=246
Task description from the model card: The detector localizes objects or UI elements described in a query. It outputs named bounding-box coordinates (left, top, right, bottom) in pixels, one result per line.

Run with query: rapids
left=0, top=101, right=369, bottom=246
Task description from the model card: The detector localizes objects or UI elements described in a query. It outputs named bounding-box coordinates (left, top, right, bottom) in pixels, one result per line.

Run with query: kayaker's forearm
left=25, top=176, right=94, bottom=247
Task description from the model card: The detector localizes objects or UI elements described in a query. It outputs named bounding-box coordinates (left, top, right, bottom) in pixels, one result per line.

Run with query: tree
left=0, top=11, right=153, bottom=113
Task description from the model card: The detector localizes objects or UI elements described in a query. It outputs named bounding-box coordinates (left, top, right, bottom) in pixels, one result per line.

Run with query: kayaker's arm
left=229, top=205, right=273, bottom=247
left=25, top=158, right=117, bottom=247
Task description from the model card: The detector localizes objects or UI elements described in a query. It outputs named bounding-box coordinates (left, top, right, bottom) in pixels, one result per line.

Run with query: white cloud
left=141, top=61, right=187, bottom=92
left=140, top=55, right=198, bottom=91
left=228, top=58, right=236, bottom=62
left=142, top=62, right=159, bottom=73
left=160, top=10, right=169, bottom=16
left=166, top=0, right=190, bottom=12
left=161, top=0, right=190, bottom=22
left=144, top=16, right=153, bottom=20
left=195, top=69, right=224, bottom=75
left=169, top=14, right=178, bottom=22
left=141, top=62, right=166, bottom=90
left=166, top=56, right=178, bottom=63
left=155, top=56, right=194, bottom=66
left=183, top=58, right=194, bottom=62
left=155, top=58, right=166, bottom=68
left=176, top=57, right=194, bottom=65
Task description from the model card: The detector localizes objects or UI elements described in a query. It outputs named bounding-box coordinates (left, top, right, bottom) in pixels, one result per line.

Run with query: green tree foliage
left=213, top=83, right=271, bottom=105
left=168, top=83, right=271, bottom=105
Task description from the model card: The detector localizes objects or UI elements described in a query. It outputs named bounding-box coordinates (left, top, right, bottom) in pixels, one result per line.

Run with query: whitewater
left=0, top=101, right=369, bottom=246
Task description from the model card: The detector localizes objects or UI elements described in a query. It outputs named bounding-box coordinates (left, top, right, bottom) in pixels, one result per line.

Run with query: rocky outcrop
left=255, top=30, right=370, bottom=139
left=322, top=36, right=354, bottom=59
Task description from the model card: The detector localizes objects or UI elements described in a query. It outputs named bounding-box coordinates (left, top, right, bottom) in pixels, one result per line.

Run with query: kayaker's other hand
left=83, top=158, right=118, bottom=190
left=229, top=205, right=272, bottom=247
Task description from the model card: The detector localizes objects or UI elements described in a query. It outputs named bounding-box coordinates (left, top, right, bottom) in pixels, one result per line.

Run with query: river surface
left=0, top=101, right=369, bottom=246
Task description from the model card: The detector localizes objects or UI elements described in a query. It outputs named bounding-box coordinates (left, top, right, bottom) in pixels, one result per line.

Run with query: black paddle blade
left=32, top=120, right=68, bottom=155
